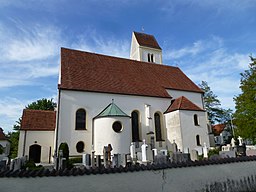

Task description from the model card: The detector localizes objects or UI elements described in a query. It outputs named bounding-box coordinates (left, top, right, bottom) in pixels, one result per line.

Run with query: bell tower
left=130, top=31, right=162, bottom=64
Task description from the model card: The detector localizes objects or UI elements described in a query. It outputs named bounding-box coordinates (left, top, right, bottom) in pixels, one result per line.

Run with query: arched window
left=154, top=112, right=163, bottom=141
left=76, top=141, right=85, bottom=153
left=131, top=111, right=140, bottom=142
left=147, top=53, right=154, bottom=62
left=196, top=135, right=201, bottom=146
left=76, top=109, right=86, bottom=130
left=147, top=53, right=151, bottom=62
left=151, top=54, right=154, bottom=62
left=194, top=114, right=199, bottom=126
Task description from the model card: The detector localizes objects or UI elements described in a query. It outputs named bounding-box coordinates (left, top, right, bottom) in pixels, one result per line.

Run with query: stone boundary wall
left=1, top=157, right=256, bottom=192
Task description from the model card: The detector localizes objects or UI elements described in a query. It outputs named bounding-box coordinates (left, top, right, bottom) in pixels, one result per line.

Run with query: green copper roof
left=95, top=101, right=130, bottom=118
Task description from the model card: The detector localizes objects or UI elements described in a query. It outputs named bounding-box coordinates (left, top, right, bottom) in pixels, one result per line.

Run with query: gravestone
left=190, top=150, right=198, bottom=161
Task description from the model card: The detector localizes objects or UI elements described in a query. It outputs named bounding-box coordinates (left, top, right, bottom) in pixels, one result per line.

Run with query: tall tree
left=199, top=81, right=232, bottom=125
left=233, top=56, right=256, bottom=141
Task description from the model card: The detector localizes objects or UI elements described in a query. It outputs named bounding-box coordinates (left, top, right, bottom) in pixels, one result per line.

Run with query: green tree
left=233, top=56, right=256, bottom=141
left=7, top=131, right=20, bottom=159
left=199, top=81, right=232, bottom=125
left=26, top=98, right=56, bottom=111
left=9, top=98, right=57, bottom=158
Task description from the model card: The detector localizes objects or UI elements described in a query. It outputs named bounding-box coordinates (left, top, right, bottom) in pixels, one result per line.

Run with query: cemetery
left=2, top=137, right=256, bottom=192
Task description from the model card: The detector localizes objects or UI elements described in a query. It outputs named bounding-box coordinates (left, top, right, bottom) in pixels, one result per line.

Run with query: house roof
left=21, top=109, right=56, bottom=131
left=133, top=31, right=162, bottom=50
left=0, top=128, right=7, bottom=140
left=59, top=48, right=203, bottom=98
left=95, top=101, right=130, bottom=119
left=165, top=96, right=204, bottom=113
left=212, top=124, right=226, bottom=135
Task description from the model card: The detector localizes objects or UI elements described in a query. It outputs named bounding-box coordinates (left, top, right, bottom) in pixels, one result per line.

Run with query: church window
left=75, top=109, right=86, bottom=130
left=131, top=111, right=140, bottom=142
left=194, top=114, right=199, bottom=126
left=151, top=54, right=154, bottom=62
left=196, top=135, right=201, bottom=146
left=147, top=53, right=154, bottom=63
left=154, top=112, right=163, bottom=141
left=112, top=121, right=122, bottom=133
left=76, top=141, right=85, bottom=153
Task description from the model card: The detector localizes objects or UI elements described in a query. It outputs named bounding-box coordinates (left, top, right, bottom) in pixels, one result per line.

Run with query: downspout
left=22, top=130, right=27, bottom=156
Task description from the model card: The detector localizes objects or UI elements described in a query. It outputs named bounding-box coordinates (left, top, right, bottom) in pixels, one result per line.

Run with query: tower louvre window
left=147, top=53, right=154, bottom=63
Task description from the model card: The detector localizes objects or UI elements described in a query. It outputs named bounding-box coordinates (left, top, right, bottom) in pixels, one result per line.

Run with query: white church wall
left=179, top=110, right=210, bottom=153
left=18, top=130, right=55, bottom=163
left=18, top=131, right=25, bottom=158
left=140, top=47, right=162, bottom=64
left=130, top=33, right=140, bottom=61
left=57, top=90, right=172, bottom=156
left=166, top=89, right=204, bottom=108
left=94, top=117, right=131, bottom=155
left=165, top=111, right=183, bottom=151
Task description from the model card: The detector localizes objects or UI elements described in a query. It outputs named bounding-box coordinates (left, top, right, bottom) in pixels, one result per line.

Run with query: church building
left=18, top=32, right=211, bottom=163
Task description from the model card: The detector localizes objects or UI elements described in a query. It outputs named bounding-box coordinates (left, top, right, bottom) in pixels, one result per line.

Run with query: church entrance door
left=29, top=144, right=41, bottom=163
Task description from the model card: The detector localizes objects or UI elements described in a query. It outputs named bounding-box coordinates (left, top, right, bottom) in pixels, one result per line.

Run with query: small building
left=18, top=110, right=56, bottom=163
left=0, top=128, right=10, bottom=161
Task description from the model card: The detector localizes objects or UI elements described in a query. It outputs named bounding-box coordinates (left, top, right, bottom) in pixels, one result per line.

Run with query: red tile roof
left=165, top=96, right=204, bottom=113
left=59, top=48, right=203, bottom=98
left=21, top=109, right=56, bottom=131
left=134, top=31, right=162, bottom=50
left=212, top=124, right=226, bottom=135
left=0, top=128, right=7, bottom=140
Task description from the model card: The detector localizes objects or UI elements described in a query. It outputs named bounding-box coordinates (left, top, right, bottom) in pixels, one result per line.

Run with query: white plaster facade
left=18, top=130, right=55, bottom=163
left=18, top=31, right=211, bottom=163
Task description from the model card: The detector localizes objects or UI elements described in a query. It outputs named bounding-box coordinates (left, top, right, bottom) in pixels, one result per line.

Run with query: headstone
left=91, top=151, right=95, bottom=168
left=203, top=142, right=208, bottom=158
left=82, top=154, right=91, bottom=167
left=160, top=149, right=168, bottom=156
left=96, top=155, right=101, bottom=167
left=152, top=148, right=158, bottom=156
left=154, top=154, right=167, bottom=164
left=103, top=146, right=108, bottom=167
left=190, top=150, right=198, bottom=161
left=141, top=139, right=148, bottom=162
left=238, top=136, right=243, bottom=146
left=130, top=142, right=136, bottom=160
left=171, top=152, right=191, bottom=163
left=231, top=138, right=236, bottom=147
left=112, top=154, right=121, bottom=167
left=137, top=152, right=142, bottom=162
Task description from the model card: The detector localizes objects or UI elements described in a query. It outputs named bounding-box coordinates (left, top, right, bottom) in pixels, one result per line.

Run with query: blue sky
left=0, top=0, right=255, bottom=133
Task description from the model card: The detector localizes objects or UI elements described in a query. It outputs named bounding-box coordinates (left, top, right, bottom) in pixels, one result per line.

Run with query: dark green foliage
left=26, top=98, right=56, bottom=111
left=233, top=56, right=256, bottom=141
left=22, top=160, right=44, bottom=170
left=0, top=145, right=3, bottom=154
left=69, top=157, right=82, bottom=164
left=208, top=148, right=220, bottom=158
left=199, top=81, right=232, bottom=125
left=7, top=131, right=19, bottom=159
left=58, top=143, right=69, bottom=161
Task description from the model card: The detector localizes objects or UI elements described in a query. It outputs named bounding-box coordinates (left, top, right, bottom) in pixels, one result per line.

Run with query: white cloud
left=0, top=21, right=61, bottom=62
left=72, top=32, right=130, bottom=59
left=165, top=36, right=250, bottom=110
